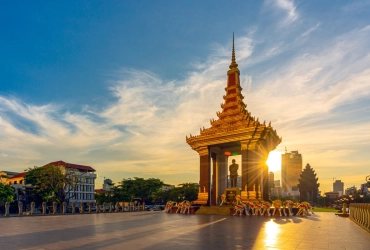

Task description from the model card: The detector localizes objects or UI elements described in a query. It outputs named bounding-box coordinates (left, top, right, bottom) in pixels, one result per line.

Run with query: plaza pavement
left=0, top=211, right=369, bottom=250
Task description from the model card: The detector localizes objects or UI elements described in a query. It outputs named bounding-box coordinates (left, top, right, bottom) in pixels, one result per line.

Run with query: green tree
left=25, top=165, right=83, bottom=204
left=177, top=183, right=198, bottom=201
left=153, top=183, right=198, bottom=203
left=119, top=177, right=164, bottom=202
left=0, top=183, right=14, bottom=205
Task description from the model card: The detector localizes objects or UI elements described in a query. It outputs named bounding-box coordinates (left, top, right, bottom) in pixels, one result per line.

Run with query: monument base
left=224, top=188, right=241, bottom=205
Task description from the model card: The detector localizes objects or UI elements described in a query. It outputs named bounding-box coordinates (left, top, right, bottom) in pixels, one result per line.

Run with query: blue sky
left=1, top=0, right=370, bottom=193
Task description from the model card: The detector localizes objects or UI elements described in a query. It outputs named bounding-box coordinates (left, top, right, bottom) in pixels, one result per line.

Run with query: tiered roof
left=186, top=35, right=281, bottom=153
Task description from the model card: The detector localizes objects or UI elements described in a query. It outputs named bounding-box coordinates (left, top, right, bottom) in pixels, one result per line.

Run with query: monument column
left=217, top=153, right=228, bottom=200
left=198, top=146, right=210, bottom=205
left=211, top=153, right=217, bottom=205
left=262, top=162, right=269, bottom=200
left=261, top=147, right=269, bottom=200
left=247, top=147, right=260, bottom=195
left=241, top=141, right=248, bottom=190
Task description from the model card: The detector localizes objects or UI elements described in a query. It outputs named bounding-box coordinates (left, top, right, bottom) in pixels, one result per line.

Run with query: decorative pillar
left=245, top=150, right=256, bottom=192
left=102, top=202, right=106, bottom=213
left=42, top=202, right=47, bottom=215
left=71, top=202, right=75, bottom=214
left=109, top=202, right=113, bottom=212
left=87, top=202, right=91, bottom=213
left=129, top=202, right=133, bottom=211
left=115, top=202, right=119, bottom=212
left=217, top=153, right=228, bottom=201
left=53, top=202, right=57, bottom=215
left=198, top=147, right=210, bottom=205
left=80, top=202, right=84, bottom=213
left=4, top=202, right=10, bottom=216
left=211, top=153, right=217, bottom=205
left=262, top=160, right=269, bottom=200
left=18, top=201, right=23, bottom=216
left=241, top=141, right=248, bottom=190
left=30, top=202, right=35, bottom=215
left=62, top=202, right=66, bottom=214
left=96, top=202, right=99, bottom=213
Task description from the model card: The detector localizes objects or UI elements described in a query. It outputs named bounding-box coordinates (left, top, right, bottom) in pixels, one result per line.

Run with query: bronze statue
left=229, top=159, right=239, bottom=187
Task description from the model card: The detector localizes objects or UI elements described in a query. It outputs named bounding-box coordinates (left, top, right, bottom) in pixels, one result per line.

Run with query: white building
left=3, top=162, right=97, bottom=207
left=162, top=184, right=175, bottom=191
left=43, top=161, right=97, bottom=207
left=102, top=178, right=113, bottom=191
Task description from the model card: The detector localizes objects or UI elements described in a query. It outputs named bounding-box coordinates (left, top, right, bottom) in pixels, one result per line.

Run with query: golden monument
left=187, top=34, right=281, bottom=205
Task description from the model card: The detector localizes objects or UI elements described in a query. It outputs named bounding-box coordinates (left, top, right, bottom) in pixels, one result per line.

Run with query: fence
left=349, top=203, right=370, bottom=233
left=1, top=200, right=145, bottom=217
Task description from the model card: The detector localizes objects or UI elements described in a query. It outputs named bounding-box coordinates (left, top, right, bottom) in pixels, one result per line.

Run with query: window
left=14, top=181, right=17, bottom=184
left=20, top=180, right=23, bottom=184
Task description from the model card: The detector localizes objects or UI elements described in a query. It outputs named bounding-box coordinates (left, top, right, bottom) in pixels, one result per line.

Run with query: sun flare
left=266, top=151, right=283, bottom=172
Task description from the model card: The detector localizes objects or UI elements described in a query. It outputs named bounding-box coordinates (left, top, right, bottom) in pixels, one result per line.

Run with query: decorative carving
left=241, top=141, right=248, bottom=151
left=196, top=147, right=209, bottom=156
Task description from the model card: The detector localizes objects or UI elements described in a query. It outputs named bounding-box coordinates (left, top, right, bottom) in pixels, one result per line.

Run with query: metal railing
left=349, top=203, right=370, bottom=233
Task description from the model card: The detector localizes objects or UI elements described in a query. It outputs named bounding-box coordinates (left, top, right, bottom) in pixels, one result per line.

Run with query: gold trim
left=196, top=147, right=209, bottom=156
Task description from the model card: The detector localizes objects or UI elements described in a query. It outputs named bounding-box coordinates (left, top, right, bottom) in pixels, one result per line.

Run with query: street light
left=366, top=175, right=370, bottom=192
left=360, top=194, right=364, bottom=203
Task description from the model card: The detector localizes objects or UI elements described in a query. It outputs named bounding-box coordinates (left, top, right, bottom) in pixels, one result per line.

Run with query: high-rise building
left=333, top=180, right=344, bottom=193
left=274, top=180, right=280, bottom=187
left=281, top=150, right=302, bottom=192
left=268, top=172, right=275, bottom=192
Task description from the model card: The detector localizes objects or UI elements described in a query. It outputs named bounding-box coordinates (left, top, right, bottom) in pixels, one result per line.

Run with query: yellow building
left=281, top=150, right=302, bottom=193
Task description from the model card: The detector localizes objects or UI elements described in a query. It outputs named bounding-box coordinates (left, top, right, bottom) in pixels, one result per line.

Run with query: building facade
left=274, top=180, right=280, bottom=187
left=333, top=180, right=344, bottom=193
left=281, top=150, right=302, bottom=192
left=44, top=161, right=97, bottom=207
left=268, top=172, right=275, bottom=194
left=345, top=186, right=357, bottom=195
left=162, top=184, right=175, bottom=191
left=2, top=161, right=97, bottom=207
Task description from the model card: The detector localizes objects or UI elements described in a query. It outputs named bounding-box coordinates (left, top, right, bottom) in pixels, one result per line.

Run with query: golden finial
left=229, top=33, right=238, bottom=69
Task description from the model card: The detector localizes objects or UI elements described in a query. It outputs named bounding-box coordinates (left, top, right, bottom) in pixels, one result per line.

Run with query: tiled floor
left=0, top=212, right=369, bottom=249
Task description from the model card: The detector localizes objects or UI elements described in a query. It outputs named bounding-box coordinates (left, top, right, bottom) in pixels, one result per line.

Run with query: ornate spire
left=229, top=33, right=238, bottom=70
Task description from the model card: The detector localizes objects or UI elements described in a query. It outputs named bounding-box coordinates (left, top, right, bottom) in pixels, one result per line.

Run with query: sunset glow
left=1, top=1, right=370, bottom=192
left=266, top=151, right=283, bottom=172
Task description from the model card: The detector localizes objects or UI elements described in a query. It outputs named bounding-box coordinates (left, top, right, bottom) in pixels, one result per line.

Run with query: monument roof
left=186, top=35, right=281, bottom=153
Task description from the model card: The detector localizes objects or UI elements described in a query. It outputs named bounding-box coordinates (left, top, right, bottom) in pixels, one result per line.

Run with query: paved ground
left=0, top=212, right=369, bottom=250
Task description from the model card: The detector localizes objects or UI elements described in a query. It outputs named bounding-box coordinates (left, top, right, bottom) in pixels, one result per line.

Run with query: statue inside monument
left=229, top=159, right=239, bottom=187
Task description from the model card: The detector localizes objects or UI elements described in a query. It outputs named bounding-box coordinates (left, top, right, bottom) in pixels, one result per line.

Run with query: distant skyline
left=1, top=1, right=370, bottom=193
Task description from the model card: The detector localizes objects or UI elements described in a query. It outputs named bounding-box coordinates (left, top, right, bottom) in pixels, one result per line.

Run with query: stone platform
left=1, top=211, right=369, bottom=249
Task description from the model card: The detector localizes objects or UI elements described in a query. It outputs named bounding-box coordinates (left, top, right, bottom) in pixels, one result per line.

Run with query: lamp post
left=360, top=194, right=364, bottom=203
left=366, top=175, right=370, bottom=193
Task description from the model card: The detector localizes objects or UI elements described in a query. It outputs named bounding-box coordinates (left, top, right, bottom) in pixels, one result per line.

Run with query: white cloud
left=265, top=0, right=298, bottom=24
left=300, top=23, right=321, bottom=37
